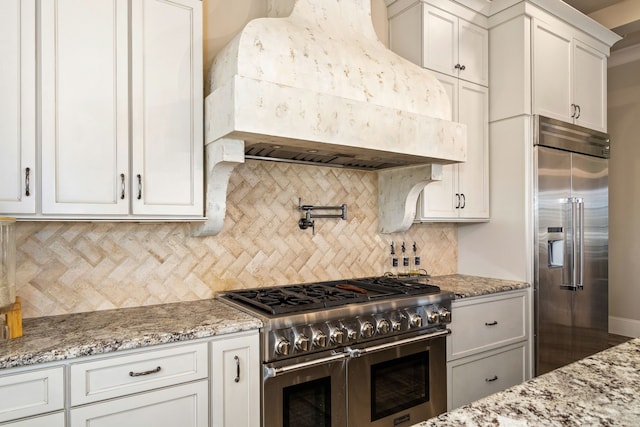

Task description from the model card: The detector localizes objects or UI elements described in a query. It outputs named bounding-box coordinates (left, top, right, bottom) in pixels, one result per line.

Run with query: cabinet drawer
left=70, top=380, right=208, bottom=427
left=70, top=342, right=207, bottom=406
left=3, top=411, right=65, bottom=427
left=448, top=291, right=527, bottom=360
left=448, top=342, right=527, bottom=410
left=0, top=366, right=64, bottom=423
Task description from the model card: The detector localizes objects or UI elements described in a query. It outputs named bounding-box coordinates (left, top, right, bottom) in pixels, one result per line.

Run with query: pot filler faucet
left=298, top=198, right=347, bottom=234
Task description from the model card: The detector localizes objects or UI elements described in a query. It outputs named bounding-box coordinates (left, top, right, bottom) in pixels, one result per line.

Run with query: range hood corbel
left=378, top=164, right=443, bottom=233
left=191, top=138, right=244, bottom=237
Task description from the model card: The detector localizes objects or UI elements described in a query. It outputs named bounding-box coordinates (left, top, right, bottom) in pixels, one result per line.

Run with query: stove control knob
left=346, top=328, right=358, bottom=341
left=361, top=321, right=375, bottom=338
left=275, top=339, right=291, bottom=356
left=296, top=335, right=311, bottom=352
left=427, top=310, right=440, bottom=324
left=438, top=308, right=451, bottom=322
left=377, top=319, right=391, bottom=335
left=314, top=332, right=328, bottom=348
left=391, top=320, right=402, bottom=332
left=331, top=329, right=345, bottom=345
left=409, top=314, right=423, bottom=328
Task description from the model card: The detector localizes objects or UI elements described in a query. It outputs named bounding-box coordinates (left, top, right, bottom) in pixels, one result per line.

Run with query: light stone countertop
left=0, top=274, right=526, bottom=370
left=412, top=337, right=640, bottom=426
left=0, top=299, right=262, bottom=369
left=430, top=274, right=530, bottom=298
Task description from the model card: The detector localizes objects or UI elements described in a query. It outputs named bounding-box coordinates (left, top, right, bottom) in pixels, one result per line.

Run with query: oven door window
left=370, top=351, right=429, bottom=421
left=283, top=377, right=331, bottom=427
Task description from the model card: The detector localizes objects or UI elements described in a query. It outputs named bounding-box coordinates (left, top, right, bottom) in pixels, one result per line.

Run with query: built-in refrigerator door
left=535, top=146, right=609, bottom=375
left=535, top=146, right=574, bottom=375
left=570, top=152, right=608, bottom=362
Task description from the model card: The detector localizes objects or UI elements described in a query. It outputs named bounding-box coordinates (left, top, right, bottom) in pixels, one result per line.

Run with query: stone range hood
left=193, top=0, right=467, bottom=237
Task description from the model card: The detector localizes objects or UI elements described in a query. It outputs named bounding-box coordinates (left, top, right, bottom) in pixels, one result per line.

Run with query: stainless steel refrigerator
left=534, top=115, right=610, bottom=376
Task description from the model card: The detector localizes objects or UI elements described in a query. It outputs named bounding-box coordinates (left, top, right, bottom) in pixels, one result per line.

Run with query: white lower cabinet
left=69, top=380, right=208, bottom=427
left=0, top=330, right=260, bottom=427
left=210, top=331, right=260, bottom=427
left=0, top=366, right=64, bottom=424
left=448, top=342, right=527, bottom=410
left=447, top=290, right=531, bottom=410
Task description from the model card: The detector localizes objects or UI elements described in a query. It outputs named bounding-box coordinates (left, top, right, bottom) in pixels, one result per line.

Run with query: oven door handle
left=346, top=329, right=451, bottom=357
left=263, top=352, right=348, bottom=379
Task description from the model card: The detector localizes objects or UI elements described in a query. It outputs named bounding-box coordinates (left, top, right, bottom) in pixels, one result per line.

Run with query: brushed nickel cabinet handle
left=129, top=366, right=161, bottom=377
left=137, top=174, right=142, bottom=200
left=25, top=167, right=31, bottom=196
left=234, top=355, right=240, bottom=383
left=120, top=174, right=125, bottom=199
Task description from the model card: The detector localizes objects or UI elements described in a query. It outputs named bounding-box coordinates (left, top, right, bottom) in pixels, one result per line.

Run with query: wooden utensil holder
left=1, top=296, right=23, bottom=339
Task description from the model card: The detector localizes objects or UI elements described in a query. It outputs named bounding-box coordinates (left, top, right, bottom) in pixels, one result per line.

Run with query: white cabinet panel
left=131, top=0, right=203, bottom=216
left=533, top=19, right=608, bottom=132
left=0, top=367, right=64, bottom=423
left=0, top=0, right=36, bottom=214
left=388, top=1, right=488, bottom=86
left=210, top=331, right=260, bottom=427
left=573, top=40, right=607, bottom=131
left=533, top=20, right=572, bottom=123
left=70, top=342, right=208, bottom=406
left=448, top=343, right=527, bottom=410
left=419, top=73, right=488, bottom=221
left=448, top=291, right=528, bottom=360
left=40, top=0, right=130, bottom=215
left=70, top=380, right=208, bottom=427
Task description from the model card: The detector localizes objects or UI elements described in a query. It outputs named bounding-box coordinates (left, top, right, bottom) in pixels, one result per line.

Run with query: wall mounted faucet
left=298, top=198, right=347, bottom=234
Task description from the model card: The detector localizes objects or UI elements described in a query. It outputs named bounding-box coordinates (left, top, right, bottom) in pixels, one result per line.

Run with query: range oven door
left=347, top=330, right=448, bottom=427
left=263, top=352, right=347, bottom=427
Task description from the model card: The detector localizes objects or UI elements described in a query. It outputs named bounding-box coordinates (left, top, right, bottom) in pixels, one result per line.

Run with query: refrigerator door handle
left=577, top=198, right=585, bottom=289
left=561, top=197, right=584, bottom=291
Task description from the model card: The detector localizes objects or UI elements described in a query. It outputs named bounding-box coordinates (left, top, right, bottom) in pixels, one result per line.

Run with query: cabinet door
left=210, top=332, right=260, bottom=427
left=418, top=73, right=459, bottom=220
left=532, top=20, right=573, bottom=123
left=458, top=19, right=488, bottom=86
left=0, top=0, right=36, bottom=214
left=70, top=380, right=208, bottom=427
left=458, top=81, right=489, bottom=219
left=130, top=0, right=203, bottom=216
left=0, top=367, right=64, bottom=423
left=422, top=4, right=458, bottom=77
left=573, top=39, right=607, bottom=132
left=40, top=0, right=129, bottom=215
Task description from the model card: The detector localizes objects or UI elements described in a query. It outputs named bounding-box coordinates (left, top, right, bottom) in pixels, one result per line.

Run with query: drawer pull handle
left=129, top=366, right=161, bottom=377
left=485, top=375, right=498, bottom=382
left=485, top=321, right=498, bottom=326
left=234, top=355, right=241, bottom=383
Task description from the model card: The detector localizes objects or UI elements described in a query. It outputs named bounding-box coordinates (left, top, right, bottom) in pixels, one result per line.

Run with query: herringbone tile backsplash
left=15, top=160, right=457, bottom=318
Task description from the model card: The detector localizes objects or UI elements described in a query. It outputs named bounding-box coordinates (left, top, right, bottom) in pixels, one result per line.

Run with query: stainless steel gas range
left=219, top=275, right=453, bottom=427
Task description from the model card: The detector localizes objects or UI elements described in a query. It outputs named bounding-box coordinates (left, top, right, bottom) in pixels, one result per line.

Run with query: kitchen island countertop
left=0, top=299, right=262, bottom=369
left=430, top=274, right=530, bottom=299
left=413, top=337, right=640, bottom=426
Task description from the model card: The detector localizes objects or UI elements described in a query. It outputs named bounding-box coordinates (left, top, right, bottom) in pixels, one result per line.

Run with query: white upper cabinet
left=40, top=0, right=130, bottom=215
left=419, top=72, right=489, bottom=220
left=389, top=2, right=488, bottom=86
left=11, top=0, right=203, bottom=220
left=130, top=0, right=203, bottom=216
left=532, top=18, right=608, bottom=132
left=0, top=0, right=36, bottom=214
